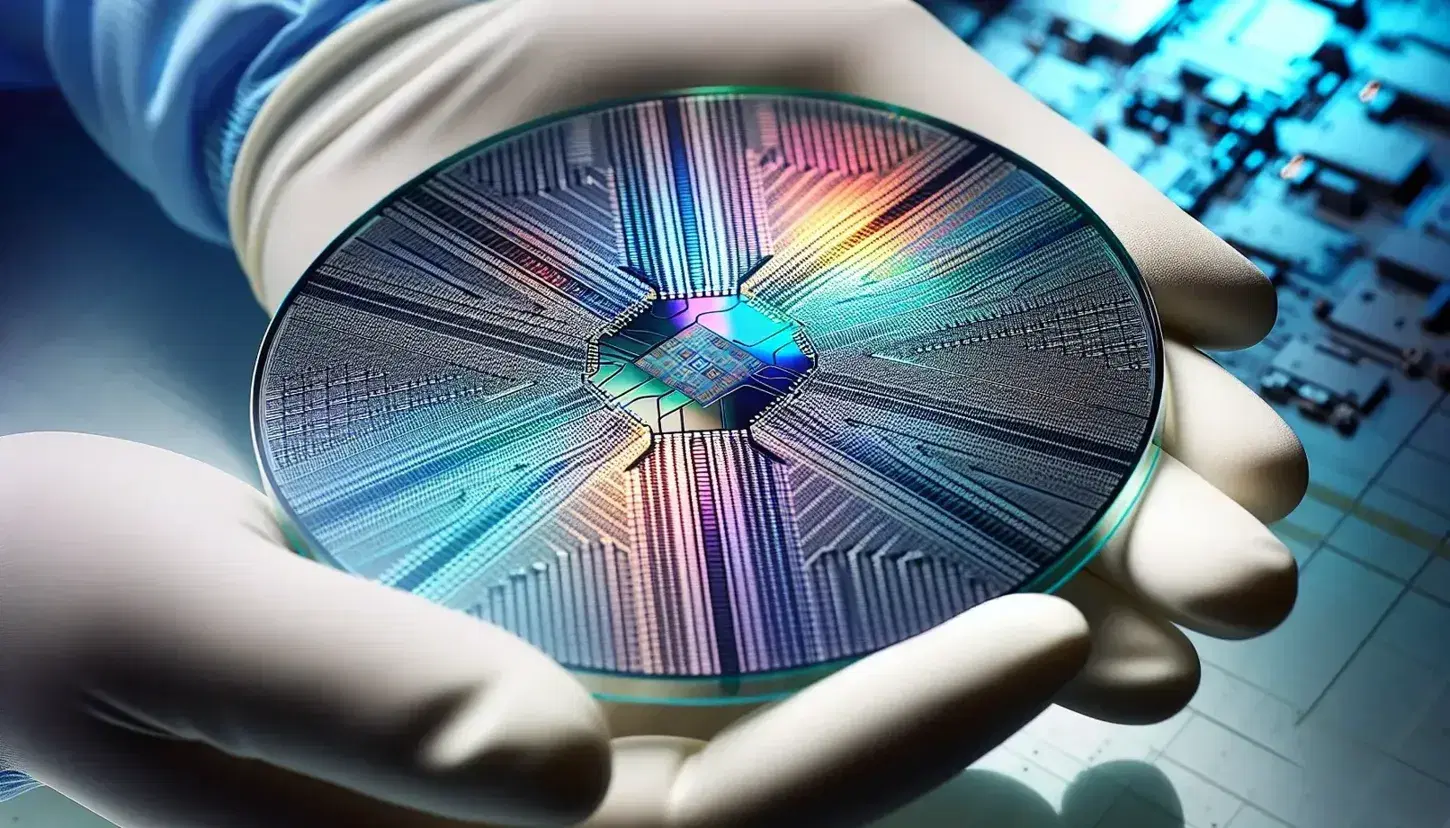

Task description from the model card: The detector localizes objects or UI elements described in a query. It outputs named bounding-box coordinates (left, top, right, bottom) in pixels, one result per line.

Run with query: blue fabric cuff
left=202, top=0, right=391, bottom=238
left=14, top=0, right=390, bottom=245
left=0, top=770, right=43, bottom=803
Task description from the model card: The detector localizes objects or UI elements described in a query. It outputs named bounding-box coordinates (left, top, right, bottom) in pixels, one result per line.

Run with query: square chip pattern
left=634, top=324, right=765, bottom=406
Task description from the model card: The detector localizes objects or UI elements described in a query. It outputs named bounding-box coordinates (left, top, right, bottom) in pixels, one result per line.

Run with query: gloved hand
left=0, top=430, right=1088, bottom=828
left=230, top=0, right=1307, bottom=723
left=0, top=1, right=1307, bottom=826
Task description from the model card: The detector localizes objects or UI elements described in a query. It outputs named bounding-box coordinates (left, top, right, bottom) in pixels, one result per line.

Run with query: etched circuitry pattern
left=254, top=92, right=1161, bottom=690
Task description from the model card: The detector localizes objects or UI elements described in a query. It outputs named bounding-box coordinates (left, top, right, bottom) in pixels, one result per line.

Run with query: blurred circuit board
left=922, top=0, right=1450, bottom=573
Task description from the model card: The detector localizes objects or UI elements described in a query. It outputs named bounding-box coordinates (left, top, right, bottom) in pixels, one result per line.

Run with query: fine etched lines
left=257, top=93, right=1157, bottom=682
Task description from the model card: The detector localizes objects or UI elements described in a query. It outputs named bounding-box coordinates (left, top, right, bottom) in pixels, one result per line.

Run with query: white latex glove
left=231, top=0, right=1307, bottom=719
left=0, top=1, right=1308, bottom=826
left=0, top=431, right=1086, bottom=828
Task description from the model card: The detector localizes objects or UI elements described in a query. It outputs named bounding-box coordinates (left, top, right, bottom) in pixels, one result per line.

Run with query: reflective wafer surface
left=254, top=90, right=1162, bottom=701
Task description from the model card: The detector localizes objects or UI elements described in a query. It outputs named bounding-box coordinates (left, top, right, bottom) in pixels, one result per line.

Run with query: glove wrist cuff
left=225, top=0, right=978, bottom=314
left=228, top=0, right=483, bottom=313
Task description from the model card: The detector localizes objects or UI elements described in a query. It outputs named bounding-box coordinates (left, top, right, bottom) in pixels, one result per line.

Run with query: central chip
left=589, top=294, right=814, bottom=433
left=635, top=325, right=763, bottom=405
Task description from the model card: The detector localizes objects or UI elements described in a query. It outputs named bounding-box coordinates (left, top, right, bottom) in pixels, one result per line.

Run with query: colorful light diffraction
left=255, top=90, right=1162, bottom=702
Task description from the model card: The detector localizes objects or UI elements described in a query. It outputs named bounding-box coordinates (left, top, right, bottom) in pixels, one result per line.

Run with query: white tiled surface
left=1416, top=557, right=1450, bottom=604
left=1226, top=808, right=1294, bottom=828
left=870, top=403, right=1450, bottom=828
left=1411, top=410, right=1450, bottom=463
left=1303, top=638, right=1445, bottom=751
left=1328, top=516, right=1432, bottom=581
left=1189, top=550, right=1404, bottom=711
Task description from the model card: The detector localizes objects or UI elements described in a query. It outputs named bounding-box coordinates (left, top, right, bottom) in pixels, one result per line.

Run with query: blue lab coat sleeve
left=0, top=0, right=387, bottom=244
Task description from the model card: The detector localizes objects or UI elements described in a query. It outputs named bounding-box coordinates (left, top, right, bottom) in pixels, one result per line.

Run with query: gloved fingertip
left=1180, top=534, right=1299, bottom=640
left=957, top=593, right=1093, bottom=673
left=412, top=678, right=612, bottom=824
